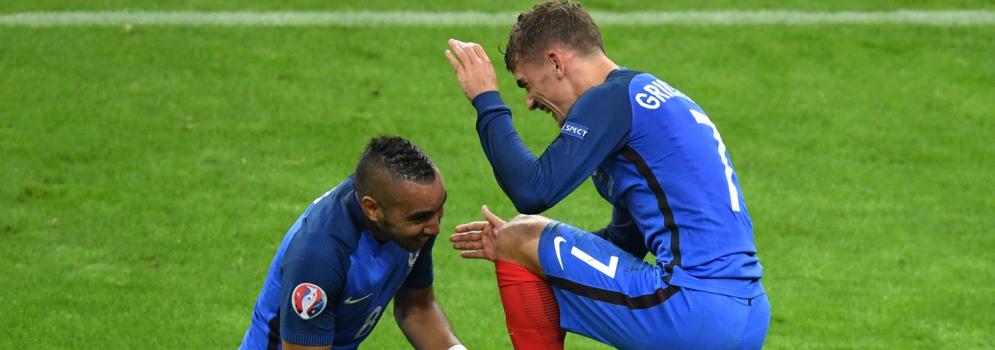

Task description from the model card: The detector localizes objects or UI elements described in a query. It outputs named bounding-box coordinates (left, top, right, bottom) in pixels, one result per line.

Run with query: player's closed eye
left=408, top=211, right=438, bottom=223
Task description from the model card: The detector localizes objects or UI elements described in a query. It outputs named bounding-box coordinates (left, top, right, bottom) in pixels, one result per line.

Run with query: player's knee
left=508, top=214, right=553, bottom=229
left=501, top=215, right=548, bottom=241
left=511, top=214, right=531, bottom=222
left=494, top=215, right=550, bottom=266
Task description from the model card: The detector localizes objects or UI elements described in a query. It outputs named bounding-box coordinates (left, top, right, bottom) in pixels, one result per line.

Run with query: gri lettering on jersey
left=634, top=79, right=690, bottom=110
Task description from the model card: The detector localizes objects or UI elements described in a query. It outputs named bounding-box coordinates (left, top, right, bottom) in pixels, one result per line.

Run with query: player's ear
left=360, top=195, right=382, bottom=222
left=547, top=50, right=564, bottom=78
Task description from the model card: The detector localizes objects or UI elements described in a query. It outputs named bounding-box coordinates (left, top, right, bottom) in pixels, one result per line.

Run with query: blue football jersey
left=239, top=176, right=435, bottom=350
left=472, top=68, right=763, bottom=298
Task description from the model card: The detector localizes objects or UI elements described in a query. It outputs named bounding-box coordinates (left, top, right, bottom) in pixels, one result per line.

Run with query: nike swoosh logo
left=343, top=293, right=373, bottom=305
left=553, top=236, right=566, bottom=270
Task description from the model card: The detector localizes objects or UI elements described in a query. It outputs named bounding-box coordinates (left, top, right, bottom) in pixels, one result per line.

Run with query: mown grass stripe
left=0, top=10, right=993, bottom=27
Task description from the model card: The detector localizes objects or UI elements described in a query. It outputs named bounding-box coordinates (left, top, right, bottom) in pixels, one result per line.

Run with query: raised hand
left=444, top=38, right=499, bottom=101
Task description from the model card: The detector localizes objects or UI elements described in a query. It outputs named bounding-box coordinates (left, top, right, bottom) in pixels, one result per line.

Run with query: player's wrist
left=470, top=90, right=504, bottom=110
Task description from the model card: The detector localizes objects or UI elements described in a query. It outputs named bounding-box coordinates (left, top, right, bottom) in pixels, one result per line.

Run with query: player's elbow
left=497, top=178, right=552, bottom=214
left=508, top=192, right=549, bottom=215
left=392, top=302, right=409, bottom=322
left=513, top=202, right=547, bottom=215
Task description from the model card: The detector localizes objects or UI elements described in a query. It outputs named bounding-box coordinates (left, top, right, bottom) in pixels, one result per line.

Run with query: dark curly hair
left=503, top=1, right=605, bottom=73
left=355, top=135, right=436, bottom=198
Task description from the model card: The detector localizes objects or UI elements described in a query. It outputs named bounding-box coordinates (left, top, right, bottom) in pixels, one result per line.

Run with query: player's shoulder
left=626, top=71, right=698, bottom=112
left=583, top=68, right=643, bottom=100
left=285, top=177, right=365, bottom=263
left=570, top=68, right=643, bottom=120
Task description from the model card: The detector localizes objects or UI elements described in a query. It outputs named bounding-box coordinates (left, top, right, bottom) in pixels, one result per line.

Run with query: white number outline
left=570, top=246, right=619, bottom=279
left=689, top=110, right=741, bottom=212
left=354, top=306, right=382, bottom=339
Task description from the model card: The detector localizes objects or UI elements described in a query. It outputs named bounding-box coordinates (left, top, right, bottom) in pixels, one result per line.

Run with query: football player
left=446, top=2, right=770, bottom=349
left=240, top=136, right=463, bottom=350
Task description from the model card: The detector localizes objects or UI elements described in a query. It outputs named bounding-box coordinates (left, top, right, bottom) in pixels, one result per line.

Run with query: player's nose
left=423, top=220, right=441, bottom=236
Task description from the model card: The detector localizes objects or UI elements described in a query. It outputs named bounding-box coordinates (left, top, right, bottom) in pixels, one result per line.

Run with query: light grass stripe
left=0, top=10, right=993, bottom=27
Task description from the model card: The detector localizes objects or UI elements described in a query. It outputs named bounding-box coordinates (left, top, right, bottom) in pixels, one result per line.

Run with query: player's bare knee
left=494, top=216, right=549, bottom=270
left=500, top=216, right=548, bottom=242
left=507, top=214, right=553, bottom=228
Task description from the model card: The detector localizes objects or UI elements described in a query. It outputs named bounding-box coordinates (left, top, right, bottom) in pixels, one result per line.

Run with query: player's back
left=590, top=70, right=764, bottom=298
left=471, top=67, right=765, bottom=298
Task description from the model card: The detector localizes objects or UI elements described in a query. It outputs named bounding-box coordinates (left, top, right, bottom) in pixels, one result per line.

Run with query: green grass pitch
left=1, top=1, right=993, bottom=349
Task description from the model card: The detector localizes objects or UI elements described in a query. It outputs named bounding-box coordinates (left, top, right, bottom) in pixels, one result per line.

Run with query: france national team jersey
left=472, top=68, right=764, bottom=298
left=239, top=176, right=435, bottom=350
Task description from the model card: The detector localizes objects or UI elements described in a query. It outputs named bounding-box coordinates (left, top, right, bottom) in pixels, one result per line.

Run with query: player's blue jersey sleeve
left=592, top=205, right=648, bottom=259
left=472, top=87, right=631, bottom=214
left=278, top=206, right=353, bottom=346
left=402, top=236, right=436, bottom=289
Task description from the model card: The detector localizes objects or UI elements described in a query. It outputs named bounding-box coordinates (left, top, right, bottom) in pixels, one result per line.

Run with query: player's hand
left=445, top=38, right=499, bottom=101
left=451, top=205, right=506, bottom=261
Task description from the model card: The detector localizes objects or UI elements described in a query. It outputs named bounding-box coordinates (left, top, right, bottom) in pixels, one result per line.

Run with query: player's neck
left=569, top=55, right=619, bottom=96
left=363, top=218, right=391, bottom=244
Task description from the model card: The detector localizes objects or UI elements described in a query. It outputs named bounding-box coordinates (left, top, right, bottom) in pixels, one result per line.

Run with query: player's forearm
left=395, top=301, right=461, bottom=350
left=472, top=91, right=552, bottom=213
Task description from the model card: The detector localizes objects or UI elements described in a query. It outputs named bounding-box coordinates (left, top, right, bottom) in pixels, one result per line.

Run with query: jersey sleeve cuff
left=471, top=91, right=505, bottom=114
left=282, top=331, right=335, bottom=347
left=402, top=277, right=433, bottom=290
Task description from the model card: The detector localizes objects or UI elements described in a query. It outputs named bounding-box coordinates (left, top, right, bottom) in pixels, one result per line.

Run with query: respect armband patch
left=560, top=121, right=590, bottom=140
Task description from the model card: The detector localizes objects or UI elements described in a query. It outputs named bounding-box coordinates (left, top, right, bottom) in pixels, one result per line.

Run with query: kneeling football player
left=239, top=136, right=464, bottom=350
left=446, top=1, right=769, bottom=349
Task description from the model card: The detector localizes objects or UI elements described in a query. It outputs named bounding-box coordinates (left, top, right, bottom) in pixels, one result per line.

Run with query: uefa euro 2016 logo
left=291, top=283, right=327, bottom=320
